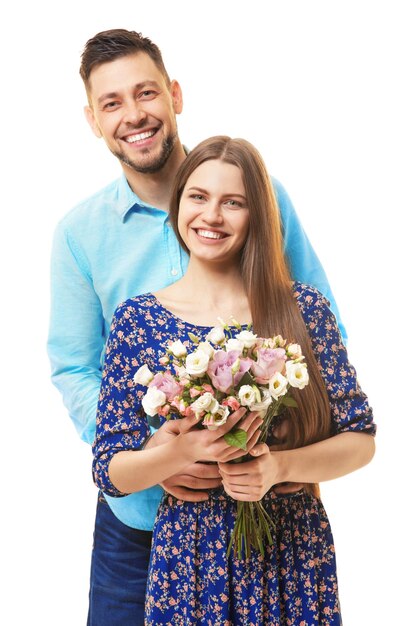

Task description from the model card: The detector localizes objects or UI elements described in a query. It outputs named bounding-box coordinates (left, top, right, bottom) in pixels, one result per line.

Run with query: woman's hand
left=181, top=407, right=263, bottom=464
left=145, top=409, right=262, bottom=498
left=144, top=416, right=185, bottom=449
left=219, top=443, right=281, bottom=501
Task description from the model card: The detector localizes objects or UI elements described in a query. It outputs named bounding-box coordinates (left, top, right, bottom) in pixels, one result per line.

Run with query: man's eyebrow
left=97, top=81, right=161, bottom=104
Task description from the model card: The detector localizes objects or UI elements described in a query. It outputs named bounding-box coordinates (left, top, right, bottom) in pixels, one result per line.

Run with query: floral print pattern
left=93, top=283, right=375, bottom=624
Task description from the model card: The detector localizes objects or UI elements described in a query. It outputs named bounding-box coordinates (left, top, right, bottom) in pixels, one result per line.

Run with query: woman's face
left=178, top=159, right=250, bottom=267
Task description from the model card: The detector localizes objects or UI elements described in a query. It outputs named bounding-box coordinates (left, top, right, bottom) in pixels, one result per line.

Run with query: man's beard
left=112, top=132, right=177, bottom=174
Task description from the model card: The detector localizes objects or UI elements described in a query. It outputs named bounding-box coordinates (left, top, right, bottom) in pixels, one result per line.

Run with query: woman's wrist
left=176, top=431, right=200, bottom=464
left=142, top=433, right=155, bottom=450
left=271, top=449, right=292, bottom=484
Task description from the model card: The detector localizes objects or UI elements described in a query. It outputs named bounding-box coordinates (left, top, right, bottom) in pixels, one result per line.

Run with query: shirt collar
left=114, top=146, right=190, bottom=221
left=114, top=175, right=159, bottom=221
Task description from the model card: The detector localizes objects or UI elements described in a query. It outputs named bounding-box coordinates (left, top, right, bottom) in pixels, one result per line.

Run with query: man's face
left=85, top=52, right=183, bottom=174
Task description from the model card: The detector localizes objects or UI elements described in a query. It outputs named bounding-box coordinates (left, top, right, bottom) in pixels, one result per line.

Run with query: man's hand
left=160, top=462, right=222, bottom=502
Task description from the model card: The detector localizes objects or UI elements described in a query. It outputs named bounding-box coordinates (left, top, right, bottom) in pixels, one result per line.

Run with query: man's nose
left=123, top=100, right=147, bottom=125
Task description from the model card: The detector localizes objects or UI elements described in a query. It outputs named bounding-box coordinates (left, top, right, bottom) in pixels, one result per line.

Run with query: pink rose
left=183, top=406, right=196, bottom=418
left=222, top=396, right=241, bottom=412
left=170, top=396, right=190, bottom=416
left=207, top=350, right=252, bottom=394
left=250, top=348, right=287, bottom=384
left=150, top=372, right=183, bottom=402
left=189, top=387, right=202, bottom=398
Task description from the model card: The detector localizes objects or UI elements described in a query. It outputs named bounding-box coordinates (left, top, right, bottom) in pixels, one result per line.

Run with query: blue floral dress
left=93, top=283, right=376, bottom=625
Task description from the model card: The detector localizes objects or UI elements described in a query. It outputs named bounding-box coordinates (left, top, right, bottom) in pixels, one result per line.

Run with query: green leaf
left=235, top=372, right=254, bottom=388
left=224, top=428, right=248, bottom=450
left=281, top=395, right=298, bottom=408
left=188, top=332, right=200, bottom=344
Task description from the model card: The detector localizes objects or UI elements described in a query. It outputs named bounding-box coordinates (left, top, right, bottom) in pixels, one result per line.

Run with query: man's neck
left=122, top=143, right=187, bottom=212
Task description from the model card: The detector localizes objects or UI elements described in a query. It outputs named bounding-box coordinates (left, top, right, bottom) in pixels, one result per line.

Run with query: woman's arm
left=221, top=284, right=376, bottom=501
left=219, top=431, right=375, bottom=501
left=109, top=408, right=263, bottom=495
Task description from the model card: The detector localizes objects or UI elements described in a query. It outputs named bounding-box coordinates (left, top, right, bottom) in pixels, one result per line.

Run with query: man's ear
left=84, top=106, right=102, bottom=138
left=170, top=80, right=183, bottom=115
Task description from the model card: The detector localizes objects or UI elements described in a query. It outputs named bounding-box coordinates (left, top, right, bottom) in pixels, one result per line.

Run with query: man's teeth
left=125, top=130, right=155, bottom=143
left=197, top=229, right=225, bottom=240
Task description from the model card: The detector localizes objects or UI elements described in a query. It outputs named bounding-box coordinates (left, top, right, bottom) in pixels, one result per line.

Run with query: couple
left=48, top=29, right=375, bottom=625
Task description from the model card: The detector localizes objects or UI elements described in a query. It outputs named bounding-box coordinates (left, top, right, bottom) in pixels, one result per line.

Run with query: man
left=48, top=29, right=346, bottom=625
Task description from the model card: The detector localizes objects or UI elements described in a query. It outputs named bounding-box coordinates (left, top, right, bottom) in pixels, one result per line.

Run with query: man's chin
left=113, top=136, right=176, bottom=174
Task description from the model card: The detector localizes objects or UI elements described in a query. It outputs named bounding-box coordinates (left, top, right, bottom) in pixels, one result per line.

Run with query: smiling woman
left=177, top=159, right=250, bottom=267
left=90, top=135, right=375, bottom=624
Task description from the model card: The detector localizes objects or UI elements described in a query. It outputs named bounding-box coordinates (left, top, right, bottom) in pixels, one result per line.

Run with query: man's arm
left=273, top=177, right=348, bottom=343
left=47, top=222, right=105, bottom=445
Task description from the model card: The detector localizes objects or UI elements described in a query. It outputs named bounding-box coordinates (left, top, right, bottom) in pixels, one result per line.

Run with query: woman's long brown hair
left=170, top=137, right=332, bottom=495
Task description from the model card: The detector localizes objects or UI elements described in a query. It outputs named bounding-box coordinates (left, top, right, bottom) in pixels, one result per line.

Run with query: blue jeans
left=87, top=494, right=152, bottom=625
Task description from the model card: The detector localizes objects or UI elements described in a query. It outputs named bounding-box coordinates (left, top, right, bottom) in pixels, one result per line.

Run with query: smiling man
left=47, top=29, right=346, bottom=625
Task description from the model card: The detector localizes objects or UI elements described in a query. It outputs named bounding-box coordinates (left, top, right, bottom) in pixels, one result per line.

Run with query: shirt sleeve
left=272, top=177, right=348, bottom=344
left=47, top=222, right=105, bottom=445
left=297, top=284, right=376, bottom=436
left=92, top=301, right=151, bottom=497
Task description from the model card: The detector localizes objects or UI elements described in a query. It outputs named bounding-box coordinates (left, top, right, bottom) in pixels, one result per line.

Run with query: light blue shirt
left=48, top=174, right=346, bottom=530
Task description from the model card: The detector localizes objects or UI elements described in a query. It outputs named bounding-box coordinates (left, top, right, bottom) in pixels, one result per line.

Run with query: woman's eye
left=190, top=194, right=204, bottom=201
left=224, top=199, right=242, bottom=208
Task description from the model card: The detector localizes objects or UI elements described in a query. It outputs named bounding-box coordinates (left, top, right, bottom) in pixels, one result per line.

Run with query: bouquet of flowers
left=134, top=319, right=309, bottom=559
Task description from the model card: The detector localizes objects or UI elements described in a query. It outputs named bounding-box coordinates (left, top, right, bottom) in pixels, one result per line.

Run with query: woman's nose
left=202, top=201, right=224, bottom=224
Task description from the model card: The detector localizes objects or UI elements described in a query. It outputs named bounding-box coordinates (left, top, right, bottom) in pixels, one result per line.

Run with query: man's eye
left=139, top=90, right=157, bottom=99
left=103, top=101, right=119, bottom=110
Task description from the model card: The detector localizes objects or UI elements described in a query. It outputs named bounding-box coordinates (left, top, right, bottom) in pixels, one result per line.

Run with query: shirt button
left=171, top=268, right=178, bottom=276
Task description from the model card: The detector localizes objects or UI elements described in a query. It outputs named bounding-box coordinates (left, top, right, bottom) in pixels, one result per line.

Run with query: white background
left=1, top=1, right=415, bottom=624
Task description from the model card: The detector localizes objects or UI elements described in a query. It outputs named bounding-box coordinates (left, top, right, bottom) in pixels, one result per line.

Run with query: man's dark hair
left=80, top=28, right=170, bottom=90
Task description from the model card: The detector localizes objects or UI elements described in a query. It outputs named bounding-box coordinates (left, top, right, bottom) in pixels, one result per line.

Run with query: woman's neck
left=155, top=257, right=251, bottom=327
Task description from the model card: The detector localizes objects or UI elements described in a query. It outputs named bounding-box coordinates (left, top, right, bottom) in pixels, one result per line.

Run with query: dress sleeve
left=92, top=301, right=151, bottom=497
left=298, top=284, right=376, bottom=436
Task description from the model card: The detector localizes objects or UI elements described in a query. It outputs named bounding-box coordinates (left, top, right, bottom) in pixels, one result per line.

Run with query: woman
left=93, top=136, right=375, bottom=625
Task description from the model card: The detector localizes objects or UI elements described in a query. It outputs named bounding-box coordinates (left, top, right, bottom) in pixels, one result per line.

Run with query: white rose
left=198, top=341, right=215, bottom=357
left=190, top=392, right=219, bottom=417
left=286, top=360, right=309, bottom=389
left=269, top=372, right=288, bottom=399
left=235, top=330, right=258, bottom=348
left=203, top=405, right=230, bottom=430
left=175, top=365, right=188, bottom=379
left=206, top=326, right=226, bottom=345
left=238, top=384, right=258, bottom=407
left=133, top=364, right=154, bottom=386
left=249, top=389, right=273, bottom=415
left=286, top=343, right=302, bottom=359
left=142, top=387, right=166, bottom=416
left=169, top=340, right=188, bottom=358
left=225, top=338, right=244, bottom=354
left=185, top=349, right=210, bottom=377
